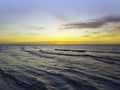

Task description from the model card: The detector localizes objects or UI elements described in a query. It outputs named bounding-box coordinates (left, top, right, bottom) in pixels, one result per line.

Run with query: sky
left=0, top=0, right=120, bottom=44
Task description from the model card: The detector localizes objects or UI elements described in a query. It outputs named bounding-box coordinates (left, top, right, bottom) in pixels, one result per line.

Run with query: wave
left=38, top=50, right=119, bottom=64
left=55, top=49, right=86, bottom=52
left=55, top=48, right=120, bottom=54
left=22, top=49, right=119, bottom=65
left=0, top=69, right=48, bottom=90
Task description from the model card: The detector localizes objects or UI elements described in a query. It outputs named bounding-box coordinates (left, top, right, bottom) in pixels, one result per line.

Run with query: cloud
left=61, top=16, right=120, bottom=29
left=116, top=26, right=120, bottom=29
left=62, top=22, right=104, bottom=29
left=24, top=26, right=45, bottom=30
left=33, top=27, right=44, bottom=30
left=102, top=16, right=120, bottom=23
left=100, top=29, right=120, bottom=37
left=82, top=35, right=91, bottom=37
left=85, top=29, right=120, bottom=38
left=81, top=26, right=120, bottom=38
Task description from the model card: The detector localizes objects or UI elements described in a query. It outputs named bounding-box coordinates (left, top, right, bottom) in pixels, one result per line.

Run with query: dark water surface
left=0, top=45, right=120, bottom=90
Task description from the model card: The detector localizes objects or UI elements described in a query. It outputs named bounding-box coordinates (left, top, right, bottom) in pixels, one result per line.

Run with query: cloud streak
left=61, top=16, right=120, bottom=29
left=82, top=28, right=120, bottom=38
left=24, top=26, right=45, bottom=30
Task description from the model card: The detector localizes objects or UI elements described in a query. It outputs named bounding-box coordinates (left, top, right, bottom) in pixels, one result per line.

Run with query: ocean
left=0, top=45, right=120, bottom=90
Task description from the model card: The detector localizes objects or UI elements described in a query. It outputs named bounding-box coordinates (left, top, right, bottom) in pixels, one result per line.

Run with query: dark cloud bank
left=62, top=16, right=120, bottom=29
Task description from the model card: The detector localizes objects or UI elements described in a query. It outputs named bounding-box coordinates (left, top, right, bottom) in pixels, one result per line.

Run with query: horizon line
left=0, top=43, right=120, bottom=46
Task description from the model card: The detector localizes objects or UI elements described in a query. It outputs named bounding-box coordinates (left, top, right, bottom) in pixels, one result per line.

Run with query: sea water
left=0, top=45, right=120, bottom=90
